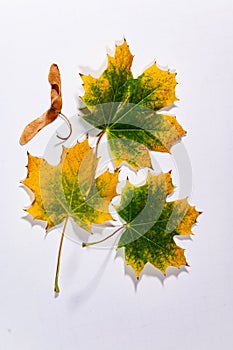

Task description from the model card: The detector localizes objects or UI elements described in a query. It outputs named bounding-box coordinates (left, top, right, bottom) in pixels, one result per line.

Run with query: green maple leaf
left=115, top=172, right=200, bottom=278
left=80, top=40, right=186, bottom=169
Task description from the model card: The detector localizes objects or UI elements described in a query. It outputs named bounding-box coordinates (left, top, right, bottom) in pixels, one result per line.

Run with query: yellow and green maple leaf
left=22, top=139, right=119, bottom=233
left=115, top=172, right=200, bottom=277
left=19, top=39, right=201, bottom=293
left=81, top=40, right=185, bottom=169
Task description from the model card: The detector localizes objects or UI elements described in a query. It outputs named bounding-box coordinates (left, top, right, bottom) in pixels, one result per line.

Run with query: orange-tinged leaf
left=19, top=64, right=62, bottom=145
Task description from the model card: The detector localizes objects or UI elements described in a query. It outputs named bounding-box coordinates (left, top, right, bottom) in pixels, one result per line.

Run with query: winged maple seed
left=80, top=39, right=186, bottom=170
left=22, top=139, right=119, bottom=292
left=19, top=64, right=71, bottom=145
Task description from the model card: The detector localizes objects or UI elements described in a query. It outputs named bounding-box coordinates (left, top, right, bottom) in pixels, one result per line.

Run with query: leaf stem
left=85, top=131, right=105, bottom=198
left=95, top=131, right=105, bottom=156
left=82, top=225, right=124, bottom=247
left=54, top=216, right=69, bottom=294
left=57, top=112, right=72, bottom=141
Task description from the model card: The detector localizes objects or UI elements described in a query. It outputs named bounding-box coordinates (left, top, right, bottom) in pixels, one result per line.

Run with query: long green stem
left=54, top=216, right=69, bottom=293
left=82, top=225, right=124, bottom=247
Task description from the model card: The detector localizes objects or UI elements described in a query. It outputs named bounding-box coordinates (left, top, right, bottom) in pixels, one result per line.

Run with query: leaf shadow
left=79, top=60, right=107, bottom=79
left=68, top=247, right=113, bottom=309
left=68, top=218, right=90, bottom=244
left=115, top=248, right=189, bottom=289
left=19, top=184, right=33, bottom=200
left=115, top=248, right=139, bottom=290
left=21, top=213, right=47, bottom=231
left=159, top=102, right=177, bottom=112
left=175, top=234, right=193, bottom=241
left=142, top=263, right=189, bottom=282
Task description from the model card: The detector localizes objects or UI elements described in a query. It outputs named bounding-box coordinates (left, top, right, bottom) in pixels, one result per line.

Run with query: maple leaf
left=80, top=40, right=185, bottom=169
left=18, top=40, right=200, bottom=293
left=115, top=172, right=200, bottom=278
left=19, top=64, right=67, bottom=145
left=22, top=138, right=118, bottom=232
left=22, top=139, right=118, bottom=292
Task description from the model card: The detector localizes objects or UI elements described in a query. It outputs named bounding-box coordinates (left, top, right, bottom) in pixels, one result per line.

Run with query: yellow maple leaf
left=22, top=139, right=119, bottom=292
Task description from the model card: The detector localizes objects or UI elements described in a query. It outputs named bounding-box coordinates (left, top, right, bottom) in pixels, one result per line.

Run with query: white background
left=0, top=0, right=233, bottom=349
